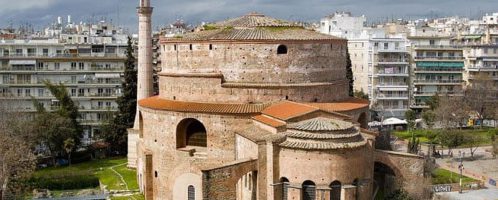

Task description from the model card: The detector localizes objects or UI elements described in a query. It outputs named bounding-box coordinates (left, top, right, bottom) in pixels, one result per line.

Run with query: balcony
left=414, top=67, right=463, bottom=73
left=414, top=56, right=464, bottom=61
left=376, top=82, right=409, bottom=87
left=413, top=91, right=463, bottom=97
left=413, top=79, right=464, bottom=85
left=375, top=94, right=409, bottom=100
left=0, top=52, right=125, bottom=59
left=467, top=65, right=498, bottom=72
left=413, top=45, right=463, bottom=50
left=375, top=58, right=409, bottom=65
left=375, top=70, right=408, bottom=77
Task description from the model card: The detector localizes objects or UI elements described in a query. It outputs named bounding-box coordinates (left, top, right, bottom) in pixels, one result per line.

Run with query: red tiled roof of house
left=138, top=96, right=270, bottom=114
left=252, top=115, right=286, bottom=128
left=261, top=101, right=319, bottom=121
left=306, top=98, right=369, bottom=112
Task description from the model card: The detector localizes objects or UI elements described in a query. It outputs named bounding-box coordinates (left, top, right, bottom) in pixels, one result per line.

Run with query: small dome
left=279, top=117, right=366, bottom=150
left=288, top=117, right=354, bottom=132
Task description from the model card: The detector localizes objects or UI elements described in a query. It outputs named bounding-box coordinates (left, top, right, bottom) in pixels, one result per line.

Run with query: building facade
left=0, top=21, right=127, bottom=145
left=409, top=36, right=465, bottom=109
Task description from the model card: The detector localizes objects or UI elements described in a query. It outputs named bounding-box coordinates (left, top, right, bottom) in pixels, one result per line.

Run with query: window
left=38, top=89, right=44, bottom=97
left=277, top=45, right=288, bottom=54
left=176, top=118, right=207, bottom=148
left=209, top=44, right=213, bottom=50
left=71, top=62, right=77, bottom=70
left=302, top=181, right=316, bottom=200
left=330, top=181, right=341, bottom=200
left=79, top=62, right=84, bottom=70
left=429, top=40, right=435, bottom=46
left=71, top=89, right=76, bottom=96
left=55, top=62, right=60, bottom=70
left=42, top=49, right=48, bottom=56
left=188, top=185, right=195, bottom=200
left=383, top=43, right=388, bottom=50
left=78, top=88, right=85, bottom=96
left=37, top=62, right=44, bottom=70
left=189, top=44, right=193, bottom=50
left=25, top=89, right=31, bottom=96
left=16, top=49, right=22, bottom=56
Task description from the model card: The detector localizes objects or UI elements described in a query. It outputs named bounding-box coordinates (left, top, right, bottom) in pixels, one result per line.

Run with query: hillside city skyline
left=1, top=0, right=498, bottom=32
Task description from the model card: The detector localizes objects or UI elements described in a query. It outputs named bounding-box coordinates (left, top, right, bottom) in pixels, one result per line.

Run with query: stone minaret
left=135, top=0, right=153, bottom=128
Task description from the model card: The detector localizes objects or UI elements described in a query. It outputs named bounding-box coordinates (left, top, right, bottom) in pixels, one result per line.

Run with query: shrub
left=27, top=173, right=99, bottom=190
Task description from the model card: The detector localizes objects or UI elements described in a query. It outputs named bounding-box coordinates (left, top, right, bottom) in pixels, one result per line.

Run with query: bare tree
left=465, top=73, right=497, bottom=127
left=0, top=106, right=36, bottom=199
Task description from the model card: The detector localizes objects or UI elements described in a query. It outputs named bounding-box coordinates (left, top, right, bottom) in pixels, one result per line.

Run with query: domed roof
left=162, top=12, right=342, bottom=42
left=288, top=117, right=354, bottom=132
left=279, top=117, right=367, bottom=150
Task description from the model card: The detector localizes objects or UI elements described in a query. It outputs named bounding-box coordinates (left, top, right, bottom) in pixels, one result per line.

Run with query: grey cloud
left=0, top=0, right=497, bottom=33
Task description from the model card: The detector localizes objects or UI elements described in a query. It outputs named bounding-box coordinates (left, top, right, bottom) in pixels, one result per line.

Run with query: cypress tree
left=103, top=36, right=137, bottom=154
left=346, top=48, right=354, bottom=97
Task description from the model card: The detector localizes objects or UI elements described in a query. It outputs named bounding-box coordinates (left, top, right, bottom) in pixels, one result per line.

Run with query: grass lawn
left=432, top=168, right=477, bottom=185
left=111, top=194, right=145, bottom=200
left=393, top=128, right=496, bottom=147
left=33, top=157, right=142, bottom=198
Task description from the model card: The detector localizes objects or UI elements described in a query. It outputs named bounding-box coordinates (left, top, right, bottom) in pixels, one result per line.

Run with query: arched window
left=330, top=181, right=341, bottom=200
left=176, top=118, right=207, bottom=148
left=302, top=180, right=316, bottom=200
left=280, top=177, right=289, bottom=200
left=277, top=45, right=288, bottom=54
left=188, top=185, right=195, bottom=200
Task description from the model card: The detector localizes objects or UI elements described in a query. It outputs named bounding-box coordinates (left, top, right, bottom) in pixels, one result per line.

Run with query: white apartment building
left=320, top=12, right=410, bottom=119
left=0, top=20, right=128, bottom=146
left=319, top=11, right=366, bottom=39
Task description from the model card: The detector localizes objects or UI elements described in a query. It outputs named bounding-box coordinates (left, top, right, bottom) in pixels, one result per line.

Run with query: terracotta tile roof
left=138, top=96, right=270, bottom=114
left=252, top=115, right=285, bottom=128
left=261, top=101, right=319, bottom=121
left=162, top=13, right=342, bottom=42
left=306, top=98, right=369, bottom=112
left=287, top=117, right=354, bottom=131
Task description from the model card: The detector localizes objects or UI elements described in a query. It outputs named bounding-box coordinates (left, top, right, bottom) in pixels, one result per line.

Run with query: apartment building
left=409, top=36, right=465, bottom=109
left=0, top=20, right=128, bottom=145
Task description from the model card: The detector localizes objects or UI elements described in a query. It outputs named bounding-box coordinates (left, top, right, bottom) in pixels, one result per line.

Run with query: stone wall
left=158, top=41, right=351, bottom=103
left=136, top=107, right=256, bottom=199
left=374, top=150, right=426, bottom=198
left=277, top=145, right=374, bottom=200
left=202, top=159, right=258, bottom=200
left=158, top=75, right=349, bottom=103
left=161, top=42, right=347, bottom=83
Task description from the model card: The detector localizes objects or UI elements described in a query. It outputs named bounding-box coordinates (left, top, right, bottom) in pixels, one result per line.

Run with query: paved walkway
left=434, top=188, right=498, bottom=200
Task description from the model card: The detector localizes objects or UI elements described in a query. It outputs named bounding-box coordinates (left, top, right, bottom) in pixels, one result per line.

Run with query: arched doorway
left=176, top=118, right=207, bottom=148
left=329, top=181, right=341, bottom=200
left=302, top=180, right=316, bottom=200
left=373, top=162, right=397, bottom=199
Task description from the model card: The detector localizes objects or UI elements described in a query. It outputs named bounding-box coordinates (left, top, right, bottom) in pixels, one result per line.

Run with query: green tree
left=488, top=130, right=498, bottom=158
left=102, top=36, right=137, bottom=154
left=421, top=110, right=436, bottom=129
left=64, top=138, right=75, bottom=165
left=354, top=89, right=369, bottom=100
left=385, top=189, right=414, bottom=200
left=405, top=110, right=419, bottom=154
left=424, top=94, right=439, bottom=111
left=437, top=130, right=463, bottom=156
left=33, top=82, right=82, bottom=165
left=346, top=48, right=354, bottom=97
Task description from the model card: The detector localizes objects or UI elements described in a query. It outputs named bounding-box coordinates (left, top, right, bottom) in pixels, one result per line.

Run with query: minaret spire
left=135, top=0, right=153, bottom=127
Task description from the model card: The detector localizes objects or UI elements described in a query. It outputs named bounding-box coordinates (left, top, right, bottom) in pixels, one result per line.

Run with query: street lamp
left=458, top=151, right=465, bottom=194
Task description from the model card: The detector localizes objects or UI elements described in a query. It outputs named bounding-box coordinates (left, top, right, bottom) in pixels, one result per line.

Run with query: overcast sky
left=1, top=0, right=497, bottom=33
